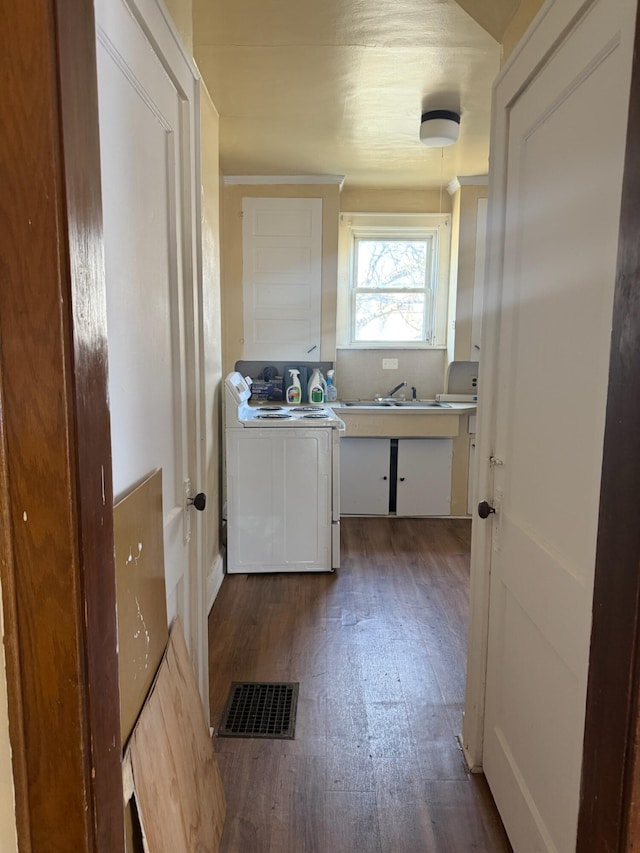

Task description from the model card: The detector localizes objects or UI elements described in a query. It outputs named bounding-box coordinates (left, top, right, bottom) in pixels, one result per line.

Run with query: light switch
left=382, top=358, right=398, bottom=370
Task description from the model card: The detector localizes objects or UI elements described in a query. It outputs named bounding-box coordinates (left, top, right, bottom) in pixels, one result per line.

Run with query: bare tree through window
left=354, top=239, right=434, bottom=342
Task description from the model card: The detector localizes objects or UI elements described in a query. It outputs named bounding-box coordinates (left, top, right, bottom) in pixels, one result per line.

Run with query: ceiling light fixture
left=420, top=109, right=460, bottom=147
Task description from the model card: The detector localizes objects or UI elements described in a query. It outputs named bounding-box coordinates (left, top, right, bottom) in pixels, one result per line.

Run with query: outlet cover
left=382, top=358, right=398, bottom=370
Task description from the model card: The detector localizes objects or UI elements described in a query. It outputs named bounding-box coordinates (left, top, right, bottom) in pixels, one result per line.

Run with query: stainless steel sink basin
left=393, top=400, right=452, bottom=408
left=341, top=400, right=452, bottom=409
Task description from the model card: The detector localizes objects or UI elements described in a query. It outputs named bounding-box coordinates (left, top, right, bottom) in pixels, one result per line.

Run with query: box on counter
left=250, top=379, right=284, bottom=402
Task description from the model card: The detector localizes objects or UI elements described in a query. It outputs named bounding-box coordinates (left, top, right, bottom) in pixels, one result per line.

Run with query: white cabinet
left=470, top=197, right=488, bottom=357
left=242, top=197, right=323, bottom=360
left=340, top=437, right=452, bottom=516
left=340, top=438, right=391, bottom=515
left=226, top=428, right=332, bottom=572
left=449, top=181, right=488, bottom=362
left=467, top=439, right=476, bottom=516
left=396, top=438, right=452, bottom=516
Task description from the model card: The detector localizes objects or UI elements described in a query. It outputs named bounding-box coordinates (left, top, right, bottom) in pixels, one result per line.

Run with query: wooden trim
left=54, top=1, right=125, bottom=849
left=0, top=346, right=30, bottom=851
left=0, top=0, right=123, bottom=849
left=577, top=1, right=640, bottom=849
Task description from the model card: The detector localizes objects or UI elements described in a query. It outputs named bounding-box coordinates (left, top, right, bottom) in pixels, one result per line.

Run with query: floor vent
left=218, top=682, right=299, bottom=739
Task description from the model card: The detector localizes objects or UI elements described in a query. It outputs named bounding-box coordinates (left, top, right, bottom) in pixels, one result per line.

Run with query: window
left=338, top=213, right=451, bottom=348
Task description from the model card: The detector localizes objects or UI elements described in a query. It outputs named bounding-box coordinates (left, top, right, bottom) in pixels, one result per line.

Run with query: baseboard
left=457, top=733, right=483, bottom=773
left=207, top=553, right=224, bottom=614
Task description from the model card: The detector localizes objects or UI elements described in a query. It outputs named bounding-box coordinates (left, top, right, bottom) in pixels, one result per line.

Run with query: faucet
left=388, top=380, right=407, bottom=398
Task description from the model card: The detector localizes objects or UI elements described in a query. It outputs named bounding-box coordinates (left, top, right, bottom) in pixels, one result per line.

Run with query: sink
left=341, top=400, right=452, bottom=409
left=342, top=400, right=395, bottom=407
left=393, top=400, right=452, bottom=408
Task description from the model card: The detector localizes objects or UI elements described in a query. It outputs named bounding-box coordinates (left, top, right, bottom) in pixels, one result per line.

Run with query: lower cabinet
left=340, top=437, right=452, bottom=516
left=340, top=438, right=391, bottom=515
left=396, top=437, right=452, bottom=516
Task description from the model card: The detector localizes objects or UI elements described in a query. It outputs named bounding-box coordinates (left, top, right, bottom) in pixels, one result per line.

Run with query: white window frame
left=337, top=212, right=451, bottom=349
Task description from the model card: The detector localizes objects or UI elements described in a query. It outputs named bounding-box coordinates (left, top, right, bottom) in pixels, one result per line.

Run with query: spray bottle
left=307, top=369, right=327, bottom=404
left=325, top=369, right=338, bottom=402
left=286, top=369, right=302, bottom=404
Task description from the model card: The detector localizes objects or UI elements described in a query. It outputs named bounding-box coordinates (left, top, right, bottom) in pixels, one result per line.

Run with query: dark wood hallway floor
left=208, top=517, right=511, bottom=852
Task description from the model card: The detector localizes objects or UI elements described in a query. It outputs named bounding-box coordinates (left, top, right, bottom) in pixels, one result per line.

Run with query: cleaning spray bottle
left=307, top=368, right=327, bottom=404
left=286, top=369, right=302, bottom=404
left=325, top=369, right=338, bottom=402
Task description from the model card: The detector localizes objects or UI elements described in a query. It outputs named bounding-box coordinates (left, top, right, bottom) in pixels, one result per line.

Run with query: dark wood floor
left=209, top=517, right=511, bottom=852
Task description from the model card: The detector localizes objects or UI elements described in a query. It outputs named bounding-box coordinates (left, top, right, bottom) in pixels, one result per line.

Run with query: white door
left=242, top=197, right=323, bottom=360
left=478, top=0, right=636, bottom=849
left=96, top=0, right=208, bottom=699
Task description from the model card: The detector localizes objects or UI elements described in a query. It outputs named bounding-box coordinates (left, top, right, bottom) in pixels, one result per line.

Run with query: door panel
left=481, top=0, right=636, bottom=849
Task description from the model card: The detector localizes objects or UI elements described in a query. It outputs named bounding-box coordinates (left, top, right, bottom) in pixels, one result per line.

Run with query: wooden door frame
left=577, top=1, right=640, bottom=849
left=1, top=0, right=124, bottom=849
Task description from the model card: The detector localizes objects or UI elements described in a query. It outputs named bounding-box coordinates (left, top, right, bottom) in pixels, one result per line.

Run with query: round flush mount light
left=419, top=109, right=461, bottom=147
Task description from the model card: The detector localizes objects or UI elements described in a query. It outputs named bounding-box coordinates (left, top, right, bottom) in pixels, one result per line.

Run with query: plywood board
left=114, top=469, right=168, bottom=745
left=128, top=619, right=226, bottom=851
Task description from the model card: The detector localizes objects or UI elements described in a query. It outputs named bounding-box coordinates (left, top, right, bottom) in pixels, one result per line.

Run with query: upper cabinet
left=242, top=197, right=323, bottom=360
left=447, top=179, right=488, bottom=363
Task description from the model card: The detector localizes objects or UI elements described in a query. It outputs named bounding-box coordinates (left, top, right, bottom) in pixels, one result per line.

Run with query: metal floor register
left=218, top=682, right=299, bottom=739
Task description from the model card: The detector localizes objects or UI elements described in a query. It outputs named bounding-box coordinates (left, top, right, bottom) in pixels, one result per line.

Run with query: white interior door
left=96, top=0, right=207, bottom=700
left=478, top=0, right=636, bottom=849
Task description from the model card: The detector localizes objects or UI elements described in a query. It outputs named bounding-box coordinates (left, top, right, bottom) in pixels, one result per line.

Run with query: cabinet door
left=467, top=440, right=476, bottom=516
left=470, top=197, right=488, bottom=357
left=226, top=429, right=331, bottom=571
left=396, top=439, right=452, bottom=516
left=340, top=438, right=390, bottom=515
left=242, top=197, right=322, bottom=360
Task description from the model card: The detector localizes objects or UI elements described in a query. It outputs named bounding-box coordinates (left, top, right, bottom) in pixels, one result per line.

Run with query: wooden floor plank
left=376, top=784, right=438, bottom=853
left=209, top=516, right=512, bottom=852
left=325, top=791, right=382, bottom=853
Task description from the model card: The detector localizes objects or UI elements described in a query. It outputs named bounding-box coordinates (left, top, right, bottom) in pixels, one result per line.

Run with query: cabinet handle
left=399, top=477, right=405, bottom=482
left=382, top=476, right=387, bottom=480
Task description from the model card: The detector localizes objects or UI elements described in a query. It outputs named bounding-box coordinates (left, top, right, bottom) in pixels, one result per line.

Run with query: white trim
left=207, top=554, right=225, bottom=614
left=447, top=174, right=489, bottom=195
left=337, top=212, right=451, bottom=349
left=223, top=174, right=345, bottom=187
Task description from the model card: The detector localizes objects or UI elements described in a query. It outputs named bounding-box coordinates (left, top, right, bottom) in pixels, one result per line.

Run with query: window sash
left=353, top=237, right=434, bottom=292
left=348, top=228, right=439, bottom=345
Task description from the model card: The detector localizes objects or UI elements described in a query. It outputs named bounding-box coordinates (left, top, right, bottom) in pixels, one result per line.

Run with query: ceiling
left=193, top=0, right=516, bottom=190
